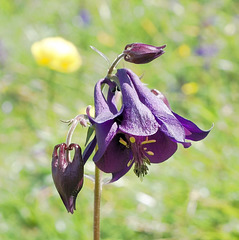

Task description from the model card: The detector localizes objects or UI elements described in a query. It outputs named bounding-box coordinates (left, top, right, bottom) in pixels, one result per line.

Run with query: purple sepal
left=173, top=112, right=211, bottom=141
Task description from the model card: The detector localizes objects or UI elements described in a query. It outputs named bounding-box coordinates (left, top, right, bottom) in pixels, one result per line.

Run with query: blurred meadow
left=0, top=0, right=239, bottom=239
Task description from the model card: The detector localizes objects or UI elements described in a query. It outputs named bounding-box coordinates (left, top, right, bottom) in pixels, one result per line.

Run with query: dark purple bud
left=52, top=143, right=84, bottom=214
left=123, top=43, right=166, bottom=64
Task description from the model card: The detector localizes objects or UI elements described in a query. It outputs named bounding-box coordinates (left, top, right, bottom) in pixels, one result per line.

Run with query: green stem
left=65, top=117, right=79, bottom=160
left=93, top=165, right=102, bottom=240
left=107, top=53, right=125, bottom=78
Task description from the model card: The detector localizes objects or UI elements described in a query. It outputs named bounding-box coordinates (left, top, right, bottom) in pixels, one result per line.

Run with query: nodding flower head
left=52, top=143, right=84, bottom=214
left=123, top=43, right=166, bottom=64
left=84, top=68, right=211, bottom=182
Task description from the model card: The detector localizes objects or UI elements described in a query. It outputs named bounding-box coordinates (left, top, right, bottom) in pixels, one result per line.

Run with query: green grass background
left=0, top=0, right=239, bottom=239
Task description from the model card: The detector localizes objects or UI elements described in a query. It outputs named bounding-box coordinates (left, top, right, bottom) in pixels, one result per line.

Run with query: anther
left=146, top=151, right=154, bottom=156
left=141, top=139, right=156, bottom=145
left=127, top=158, right=134, bottom=167
left=119, top=138, right=129, bottom=148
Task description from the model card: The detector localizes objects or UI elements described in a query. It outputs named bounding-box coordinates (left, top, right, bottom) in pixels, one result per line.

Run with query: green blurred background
left=0, top=0, right=239, bottom=239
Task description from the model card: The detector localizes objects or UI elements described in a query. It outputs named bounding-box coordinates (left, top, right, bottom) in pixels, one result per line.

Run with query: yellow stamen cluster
left=119, top=136, right=157, bottom=179
left=140, top=137, right=156, bottom=156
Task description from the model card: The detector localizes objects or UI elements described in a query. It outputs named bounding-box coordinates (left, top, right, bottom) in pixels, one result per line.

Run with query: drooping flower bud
left=52, top=143, right=84, bottom=214
left=123, top=43, right=166, bottom=64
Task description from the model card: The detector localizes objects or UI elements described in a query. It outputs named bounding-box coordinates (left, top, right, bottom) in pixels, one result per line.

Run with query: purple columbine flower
left=52, top=143, right=84, bottom=213
left=85, top=68, right=211, bottom=182
left=123, top=43, right=166, bottom=64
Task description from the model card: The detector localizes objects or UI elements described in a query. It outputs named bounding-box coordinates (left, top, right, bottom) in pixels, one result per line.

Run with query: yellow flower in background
left=31, top=37, right=82, bottom=73
left=181, top=82, right=199, bottom=95
left=178, top=44, right=191, bottom=58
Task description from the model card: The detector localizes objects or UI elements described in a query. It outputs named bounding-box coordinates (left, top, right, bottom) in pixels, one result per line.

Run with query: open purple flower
left=123, top=43, right=166, bottom=64
left=52, top=143, right=84, bottom=213
left=85, top=68, right=211, bottom=182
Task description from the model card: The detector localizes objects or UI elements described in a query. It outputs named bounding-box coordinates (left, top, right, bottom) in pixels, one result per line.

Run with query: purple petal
left=110, top=160, right=134, bottom=183
left=116, top=69, right=159, bottom=136
left=89, top=78, right=120, bottom=124
left=173, top=112, right=211, bottom=141
left=95, top=133, right=132, bottom=173
left=88, top=78, right=121, bottom=163
left=125, top=69, right=186, bottom=143
left=93, top=121, right=118, bottom=162
left=144, top=130, right=178, bottom=163
left=151, top=89, right=171, bottom=110
left=83, top=136, right=97, bottom=163
left=181, top=142, right=192, bottom=148
left=106, top=79, right=119, bottom=114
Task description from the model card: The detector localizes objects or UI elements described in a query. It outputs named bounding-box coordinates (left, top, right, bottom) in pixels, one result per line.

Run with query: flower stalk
left=107, top=53, right=125, bottom=78
left=93, top=164, right=102, bottom=240
left=64, top=114, right=89, bottom=159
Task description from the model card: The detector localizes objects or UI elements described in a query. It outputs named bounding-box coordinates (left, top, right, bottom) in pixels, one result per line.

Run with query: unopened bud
left=123, top=43, right=166, bottom=64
